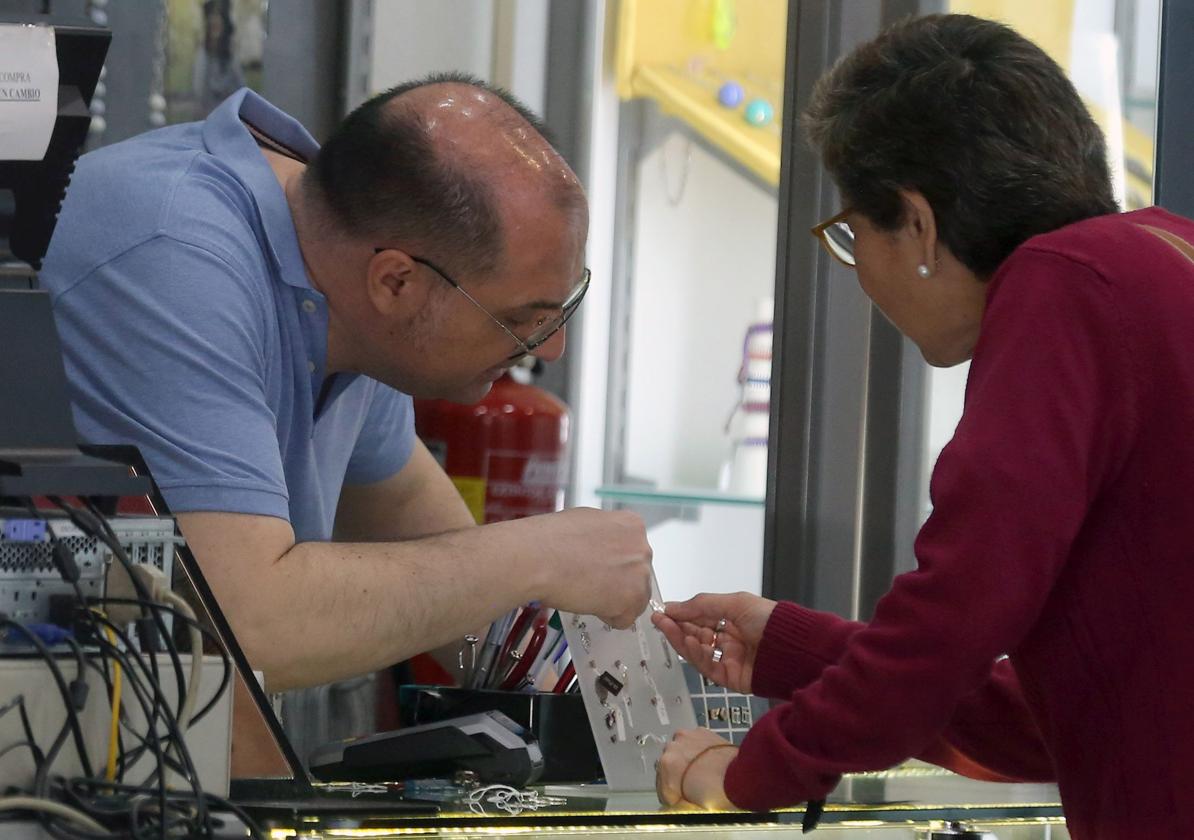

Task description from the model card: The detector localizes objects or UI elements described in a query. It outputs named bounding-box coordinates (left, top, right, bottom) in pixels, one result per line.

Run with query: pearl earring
left=917, top=264, right=932, bottom=278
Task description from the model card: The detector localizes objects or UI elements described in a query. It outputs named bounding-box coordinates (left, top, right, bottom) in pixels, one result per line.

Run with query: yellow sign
left=451, top=476, right=487, bottom=525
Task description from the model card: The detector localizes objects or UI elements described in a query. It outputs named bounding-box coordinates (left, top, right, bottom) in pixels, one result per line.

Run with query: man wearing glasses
left=39, top=74, right=652, bottom=709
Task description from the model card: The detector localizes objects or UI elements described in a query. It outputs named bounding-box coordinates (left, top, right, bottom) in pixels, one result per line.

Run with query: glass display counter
left=258, top=770, right=1065, bottom=839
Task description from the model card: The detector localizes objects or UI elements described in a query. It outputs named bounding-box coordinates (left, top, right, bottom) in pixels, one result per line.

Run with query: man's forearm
left=226, top=522, right=542, bottom=691
left=180, top=505, right=653, bottom=692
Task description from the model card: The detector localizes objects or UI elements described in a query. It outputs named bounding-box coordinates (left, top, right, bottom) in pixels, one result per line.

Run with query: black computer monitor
left=0, top=15, right=108, bottom=273
left=1, top=15, right=147, bottom=499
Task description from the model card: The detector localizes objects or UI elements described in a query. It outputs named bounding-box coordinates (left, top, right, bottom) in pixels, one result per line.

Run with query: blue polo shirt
left=40, top=89, right=415, bottom=543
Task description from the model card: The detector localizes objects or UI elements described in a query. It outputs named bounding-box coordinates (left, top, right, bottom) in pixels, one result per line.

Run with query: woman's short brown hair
left=804, top=14, right=1118, bottom=277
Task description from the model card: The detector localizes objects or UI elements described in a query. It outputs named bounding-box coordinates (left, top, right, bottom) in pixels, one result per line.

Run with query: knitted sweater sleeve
left=725, top=249, right=1134, bottom=810
left=753, top=601, right=1053, bottom=783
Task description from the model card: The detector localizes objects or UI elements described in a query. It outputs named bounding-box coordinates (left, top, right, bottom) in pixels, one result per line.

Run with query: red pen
left=551, top=661, right=576, bottom=694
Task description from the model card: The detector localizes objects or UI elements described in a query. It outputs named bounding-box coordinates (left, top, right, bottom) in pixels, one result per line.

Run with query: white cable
left=0, top=796, right=112, bottom=835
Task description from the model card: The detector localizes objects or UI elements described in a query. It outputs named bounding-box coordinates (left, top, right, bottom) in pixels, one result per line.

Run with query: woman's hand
left=656, top=728, right=738, bottom=809
left=651, top=591, right=777, bottom=695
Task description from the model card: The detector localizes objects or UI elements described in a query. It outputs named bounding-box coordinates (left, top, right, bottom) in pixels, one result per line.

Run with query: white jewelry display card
left=560, top=573, right=697, bottom=791
left=0, top=24, right=59, bottom=161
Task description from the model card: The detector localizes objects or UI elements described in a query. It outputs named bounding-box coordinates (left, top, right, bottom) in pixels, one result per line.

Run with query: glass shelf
left=596, top=484, right=765, bottom=507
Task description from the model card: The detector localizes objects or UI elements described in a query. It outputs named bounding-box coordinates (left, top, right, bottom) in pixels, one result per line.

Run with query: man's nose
left=531, top=327, right=567, bottom=363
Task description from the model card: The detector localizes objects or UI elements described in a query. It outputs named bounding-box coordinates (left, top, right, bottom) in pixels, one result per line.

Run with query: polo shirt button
left=302, top=299, right=317, bottom=313
left=307, top=360, right=316, bottom=374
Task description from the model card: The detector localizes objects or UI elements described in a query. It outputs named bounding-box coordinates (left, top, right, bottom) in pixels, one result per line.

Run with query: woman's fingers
left=664, top=592, right=746, bottom=624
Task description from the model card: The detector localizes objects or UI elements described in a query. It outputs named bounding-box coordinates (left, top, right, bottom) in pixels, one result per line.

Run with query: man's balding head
left=304, top=72, right=585, bottom=278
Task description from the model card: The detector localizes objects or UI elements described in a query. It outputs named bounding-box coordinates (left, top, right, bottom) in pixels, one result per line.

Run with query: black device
left=0, top=15, right=148, bottom=499
left=308, top=711, right=545, bottom=787
left=399, top=685, right=602, bottom=783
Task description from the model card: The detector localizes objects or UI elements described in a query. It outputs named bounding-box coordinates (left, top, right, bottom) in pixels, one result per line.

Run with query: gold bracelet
left=678, top=743, right=737, bottom=803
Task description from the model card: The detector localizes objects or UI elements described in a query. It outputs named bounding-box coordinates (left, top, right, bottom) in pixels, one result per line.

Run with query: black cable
left=48, top=499, right=195, bottom=838
left=0, top=739, right=40, bottom=763
left=86, top=630, right=167, bottom=787
left=27, top=501, right=242, bottom=839
left=0, top=619, right=95, bottom=781
left=16, top=694, right=47, bottom=768
left=34, top=716, right=73, bottom=798
left=59, top=777, right=266, bottom=840
left=86, top=609, right=203, bottom=836
left=90, top=612, right=215, bottom=839
left=77, top=502, right=193, bottom=743
left=34, top=637, right=92, bottom=800
left=60, top=498, right=189, bottom=723
left=95, top=597, right=232, bottom=726
left=4, top=513, right=217, bottom=839
left=84, top=610, right=198, bottom=783
left=85, top=616, right=188, bottom=835
left=23, top=502, right=125, bottom=779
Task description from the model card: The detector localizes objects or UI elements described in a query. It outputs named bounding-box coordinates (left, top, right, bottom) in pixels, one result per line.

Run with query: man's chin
left=438, top=379, right=494, bottom=404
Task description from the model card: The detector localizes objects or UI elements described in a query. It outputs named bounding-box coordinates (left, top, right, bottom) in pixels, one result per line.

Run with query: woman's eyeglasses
left=810, top=208, right=856, bottom=267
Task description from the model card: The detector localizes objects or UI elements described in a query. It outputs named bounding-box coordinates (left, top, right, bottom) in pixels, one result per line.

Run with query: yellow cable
left=97, top=615, right=122, bottom=782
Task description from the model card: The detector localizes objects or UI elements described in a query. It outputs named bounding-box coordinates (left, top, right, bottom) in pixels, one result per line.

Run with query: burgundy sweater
left=724, top=207, right=1194, bottom=838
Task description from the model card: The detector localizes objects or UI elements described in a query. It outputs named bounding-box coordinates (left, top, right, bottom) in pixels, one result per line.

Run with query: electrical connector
left=2, top=518, right=48, bottom=542
left=69, top=677, right=89, bottom=711
left=103, top=561, right=172, bottom=625
left=128, top=563, right=172, bottom=600
left=4, top=622, right=73, bottom=646
left=135, top=616, right=160, bottom=653
left=52, top=539, right=81, bottom=584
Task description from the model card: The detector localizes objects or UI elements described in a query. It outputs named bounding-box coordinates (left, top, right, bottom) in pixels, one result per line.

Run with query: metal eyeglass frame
left=810, top=208, right=856, bottom=267
left=373, top=248, right=591, bottom=361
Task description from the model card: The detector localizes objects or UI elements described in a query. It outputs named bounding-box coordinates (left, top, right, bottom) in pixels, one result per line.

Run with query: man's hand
left=652, top=592, right=776, bottom=695
left=519, top=507, right=653, bottom=628
left=656, top=728, right=738, bottom=809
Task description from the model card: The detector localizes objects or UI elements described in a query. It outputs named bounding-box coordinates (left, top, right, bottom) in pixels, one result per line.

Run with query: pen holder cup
left=398, top=686, right=602, bottom=783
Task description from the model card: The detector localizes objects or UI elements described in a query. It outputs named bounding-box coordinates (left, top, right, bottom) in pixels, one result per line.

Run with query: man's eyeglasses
left=373, top=249, right=590, bottom=361
left=811, top=208, right=856, bottom=267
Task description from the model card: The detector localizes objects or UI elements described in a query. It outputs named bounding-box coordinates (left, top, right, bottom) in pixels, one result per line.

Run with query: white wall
left=624, top=116, right=778, bottom=489
left=369, top=1, right=495, bottom=92
left=366, top=0, right=550, bottom=114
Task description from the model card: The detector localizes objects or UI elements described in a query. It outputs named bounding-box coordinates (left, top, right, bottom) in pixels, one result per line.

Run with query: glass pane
left=596, top=0, right=789, bottom=601
left=921, top=0, right=1162, bottom=524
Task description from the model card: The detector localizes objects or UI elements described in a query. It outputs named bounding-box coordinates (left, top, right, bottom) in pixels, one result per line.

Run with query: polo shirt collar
left=200, top=88, right=319, bottom=291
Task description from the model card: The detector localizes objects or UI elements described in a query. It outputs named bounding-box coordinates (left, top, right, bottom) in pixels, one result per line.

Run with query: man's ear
left=365, top=249, right=422, bottom=316
left=899, top=189, right=939, bottom=271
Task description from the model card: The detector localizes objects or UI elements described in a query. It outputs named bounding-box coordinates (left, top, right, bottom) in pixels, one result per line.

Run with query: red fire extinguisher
left=414, top=370, right=570, bottom=523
